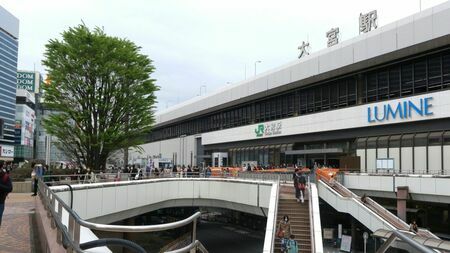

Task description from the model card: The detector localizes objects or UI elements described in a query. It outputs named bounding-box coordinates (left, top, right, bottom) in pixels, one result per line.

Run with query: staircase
left=274, top=185, right=312, bottom=252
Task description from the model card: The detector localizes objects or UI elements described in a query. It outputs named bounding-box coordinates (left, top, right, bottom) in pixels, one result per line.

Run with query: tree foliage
left=42, top=24, right=158, bottom=170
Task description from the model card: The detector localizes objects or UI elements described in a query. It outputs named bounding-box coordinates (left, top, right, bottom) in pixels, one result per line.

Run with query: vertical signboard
left=17, top=71, right=36, bottom=92
left=17, top=71, right=40, bottom=93
left=15, top=105, right=35, bottom=147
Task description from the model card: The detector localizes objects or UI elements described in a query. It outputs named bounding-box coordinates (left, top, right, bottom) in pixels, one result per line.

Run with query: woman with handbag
left=277, top=215, right=292, bottom=252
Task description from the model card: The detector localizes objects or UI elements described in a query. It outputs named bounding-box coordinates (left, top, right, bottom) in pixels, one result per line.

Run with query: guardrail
left=41, top=169, right=303, bottom=184
left=270, top=177, right=281, bottom=253
left=37, top=178, right=208, bottom=252
left=342, top=172, right=450, bottom=178
left=40, top=171, right=285, bottom=252
left=42, top=170, right=289, bottom=186
left=309, top=181, right=324, bottom=253
left=308, top=177, right=315, bottom=253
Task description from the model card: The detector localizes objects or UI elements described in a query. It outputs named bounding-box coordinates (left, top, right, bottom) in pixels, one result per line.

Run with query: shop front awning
left=284, top=148, right=343, bottom=155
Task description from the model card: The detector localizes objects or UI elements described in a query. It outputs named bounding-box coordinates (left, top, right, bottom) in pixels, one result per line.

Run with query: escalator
left=317, top=175, right=438, bottom=239
left=315, top=172, right=450, bottom=252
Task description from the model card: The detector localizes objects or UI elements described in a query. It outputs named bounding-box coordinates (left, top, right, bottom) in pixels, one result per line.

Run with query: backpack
left=299, top=175, right=306, bottom=184
left=287, top=239, right=298, bottom=253
left=1, top=173, right=12, bottom=194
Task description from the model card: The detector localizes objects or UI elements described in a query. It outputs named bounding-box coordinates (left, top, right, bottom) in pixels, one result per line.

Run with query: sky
left=0, top=0, right=448, bottom=112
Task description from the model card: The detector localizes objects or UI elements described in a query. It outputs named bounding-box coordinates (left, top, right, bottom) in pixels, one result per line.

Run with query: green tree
left=42, top=24, right=158, bottom=170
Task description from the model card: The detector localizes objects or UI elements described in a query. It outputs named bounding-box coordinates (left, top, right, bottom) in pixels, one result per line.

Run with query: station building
left=132, top=3, right=450, bottom=174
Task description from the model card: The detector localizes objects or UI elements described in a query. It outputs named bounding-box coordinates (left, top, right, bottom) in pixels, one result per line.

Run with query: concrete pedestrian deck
left=0, top=193, right=41, bottom=253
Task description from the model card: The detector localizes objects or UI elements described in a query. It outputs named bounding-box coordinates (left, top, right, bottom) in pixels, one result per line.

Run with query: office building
left=0, top=5, right=19, bottom=162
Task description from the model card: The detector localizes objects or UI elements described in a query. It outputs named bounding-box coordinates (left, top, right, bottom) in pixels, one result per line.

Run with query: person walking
left=206, top=166, right=211, bottom=178
left=293, top=169, right=301, bottom=202
left=31, top=164, right=44, bottom=196
left=0, top=165, right=13, bottom=227
left=298, top=172, right=307, bottom=203
left=277, top=215, right=292, bottom=252
left=286, top=234, right=299, bottom=253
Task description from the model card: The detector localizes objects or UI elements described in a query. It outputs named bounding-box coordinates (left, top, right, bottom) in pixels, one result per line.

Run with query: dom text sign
left=17, top=71, right=35, bottom=92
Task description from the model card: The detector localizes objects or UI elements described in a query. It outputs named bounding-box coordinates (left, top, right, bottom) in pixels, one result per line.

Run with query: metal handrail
left=78, top=212, right=201, bottom=233
left=307, top=176, right=315, bottom=253
left=270, top=176, right=281, bottom=253
left=37, top=178, right=204, bottom=252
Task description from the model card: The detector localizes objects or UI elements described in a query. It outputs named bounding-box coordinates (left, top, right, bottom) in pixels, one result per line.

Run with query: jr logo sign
left=254, top=122, right=282, bottom=138
left=255, top=124, right=264, bottom=137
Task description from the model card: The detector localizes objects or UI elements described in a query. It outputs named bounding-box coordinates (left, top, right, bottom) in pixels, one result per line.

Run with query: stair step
left=276, top=186, right=312, bottom=252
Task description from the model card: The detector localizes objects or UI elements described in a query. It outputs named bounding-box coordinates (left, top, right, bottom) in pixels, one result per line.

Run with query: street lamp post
left=254, top=60, right=261, bottom=76
left=199, top=85, right=206, bottom=96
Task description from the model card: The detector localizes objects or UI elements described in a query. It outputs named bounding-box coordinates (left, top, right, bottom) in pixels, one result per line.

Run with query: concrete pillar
left=397, top=186, right=409, bottom=222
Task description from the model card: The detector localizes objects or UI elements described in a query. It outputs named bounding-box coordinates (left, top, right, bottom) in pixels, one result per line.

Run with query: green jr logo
left=254, top=124, right=264, bottom=137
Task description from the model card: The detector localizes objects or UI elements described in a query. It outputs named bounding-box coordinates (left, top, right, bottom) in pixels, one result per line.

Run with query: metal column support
left=192, top=218, right=197, bottom=242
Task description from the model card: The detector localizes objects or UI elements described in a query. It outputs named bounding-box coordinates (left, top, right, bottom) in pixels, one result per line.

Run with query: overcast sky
left=0, top=0, right=448, bottom=111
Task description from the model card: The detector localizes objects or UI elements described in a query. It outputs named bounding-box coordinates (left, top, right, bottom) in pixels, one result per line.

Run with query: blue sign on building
left=367, top=97, right=433, bottom=123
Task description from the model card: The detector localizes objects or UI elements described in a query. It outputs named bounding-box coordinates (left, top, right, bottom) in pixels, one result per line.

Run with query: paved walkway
left=0, top=193, right=41, bottom=253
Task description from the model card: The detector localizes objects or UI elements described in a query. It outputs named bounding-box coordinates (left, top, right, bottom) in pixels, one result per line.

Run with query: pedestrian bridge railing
left=41, top=170, right=309, bottom=253
left=308, top=178, right=324, bottom=253
left=37, top=179, right=209, bottom=253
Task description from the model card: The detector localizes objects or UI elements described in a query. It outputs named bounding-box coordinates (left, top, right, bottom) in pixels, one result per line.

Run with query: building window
left=389, top=135, right=401, bottom=148
left=367, top=137, right=377, bottom=149
left=414, top=133, right=428, bottom=146
left=428, top=131, right=443, bottom=146
left=0, top=118, right=3, bottom=139
left=377, top=136, right=389, bottom=149
left=401, top=134, right=414, bottom=147
left=443, top=131, right=450, bottom=145
left=356, top=138, right=367, bottom=149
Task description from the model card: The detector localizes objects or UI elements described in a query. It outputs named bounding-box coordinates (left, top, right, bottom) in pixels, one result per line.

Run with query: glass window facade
left=356, top=131, right=449, bottom=174
left=0, top=28, right=18, bottom=145
left=149, top=48, right=450, bottom=142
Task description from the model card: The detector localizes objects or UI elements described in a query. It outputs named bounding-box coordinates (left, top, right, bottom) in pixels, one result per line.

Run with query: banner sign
left=17, top=71, right=36, bottom=92
left=0, top=145, right=14, bottom=157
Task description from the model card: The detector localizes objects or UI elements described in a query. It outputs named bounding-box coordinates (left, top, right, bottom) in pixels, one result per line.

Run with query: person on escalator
left=410, top=220, right=418, bottom=233
left=361, top=193, right=368, bottom=204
